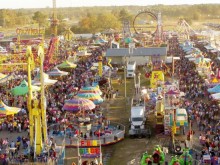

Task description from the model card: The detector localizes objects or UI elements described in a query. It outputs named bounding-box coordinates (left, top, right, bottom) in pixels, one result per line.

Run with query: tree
left=32, top=11, right=47, bottom=26
left=78, top=15, right=97, bottom=33
left=118, top=9, right=133, bottom=22
left=96, top=13, right=121, bottom=31
left=72, top=12, right=121, bottom=34
left=0, top=9, right=17, bottom=27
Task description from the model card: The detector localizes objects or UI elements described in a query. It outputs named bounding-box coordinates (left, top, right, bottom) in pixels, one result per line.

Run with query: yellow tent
left=0, top=101, right=20, bottom=115
left=150, top=71, right=164, bottom=88
left=0, top=73, right=7, bottom=79
left=212, top=77, right=219, bottom=83
left=57, top=61, right=77, bottom=69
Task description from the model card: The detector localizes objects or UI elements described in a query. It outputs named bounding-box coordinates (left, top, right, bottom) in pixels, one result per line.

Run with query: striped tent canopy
left=63, top=98, right=95, bottom=112
left=78, top=86, right=102, bottom=95
left=76, top=93, right=104, bottom=105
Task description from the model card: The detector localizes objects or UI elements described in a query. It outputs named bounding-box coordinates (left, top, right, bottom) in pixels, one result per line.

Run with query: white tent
left=32, top=72, right=57, bottom=86
left=185, top=54, right=194, bottom=58
left=165, top=57, right=180, bottom=63
left=211, top=93, right=220, bottom=100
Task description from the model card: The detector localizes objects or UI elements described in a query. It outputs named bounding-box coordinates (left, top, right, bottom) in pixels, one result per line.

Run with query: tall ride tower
left=51, top=0, right=59, bottom=36
left=155, top=12, right=163, bottom=42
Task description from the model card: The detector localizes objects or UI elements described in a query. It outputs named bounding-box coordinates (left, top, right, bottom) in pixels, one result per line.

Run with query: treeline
left=0, top=4, right=220, bottom=35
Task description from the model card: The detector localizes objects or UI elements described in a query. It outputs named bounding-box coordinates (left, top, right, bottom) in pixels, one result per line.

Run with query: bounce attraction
left=179, top=149, right=193, bottom=165
left=169, top=156, right=181, bottom=165
left=152, top=145, right=165, bottom=164
left=140, top=152, right=152, bottom=165
left=140, top=145, right=165, bottom=165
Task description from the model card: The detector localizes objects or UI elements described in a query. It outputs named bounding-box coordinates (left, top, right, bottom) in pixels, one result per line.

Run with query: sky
left=0, top=0, right=219, bottom=9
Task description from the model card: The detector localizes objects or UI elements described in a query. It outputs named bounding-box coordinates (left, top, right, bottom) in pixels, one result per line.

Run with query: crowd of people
left=170, top=37, right=220, bottom=163
left=0, top=38, right=114, bottom=164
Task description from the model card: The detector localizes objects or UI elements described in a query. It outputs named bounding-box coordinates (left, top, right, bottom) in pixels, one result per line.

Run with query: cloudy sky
left=0, top=0, right=219, bottom=9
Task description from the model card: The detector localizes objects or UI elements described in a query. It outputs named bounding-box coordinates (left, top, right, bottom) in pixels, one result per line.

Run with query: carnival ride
left=25, top=46, right=47, bottom=156
left=0, top=46, right=65, bottom=163
left=44, top=37, right=59, bottom=71
left=140, top=152, right=152, bottom=165
left=0, top=27, right=47, bottom=73
left=63, top=28, right=74, bottom=41
left=51, top=0, right=59, bottom=37
left=176, top=18, right=196, bottom=42
left=140, top=147, right=193, bottom=165
left=133, top=10, right=163, bottom=45
left=2, top=37, right=58, bottom=73
left=122, top=19, right=132, bottom=46
left=169, top=156, right=181, bottom=165
left=179, top=149, right=193, bottom=165
left=140, top=145, right=165, bottom=165
left=0, top=46, right=43, bottom=156
left=152, top=145, right=165, bottom=164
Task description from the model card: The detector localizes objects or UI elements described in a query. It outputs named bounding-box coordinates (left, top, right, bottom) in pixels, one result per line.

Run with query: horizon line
left=1, top=3, right=220, bottom=10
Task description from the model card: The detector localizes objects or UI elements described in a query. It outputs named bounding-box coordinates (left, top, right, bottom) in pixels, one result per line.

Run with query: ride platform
left=48, top=122, right=125, bottom=148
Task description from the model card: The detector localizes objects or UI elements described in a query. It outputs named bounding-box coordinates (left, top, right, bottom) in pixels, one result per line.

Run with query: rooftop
left=106, top=47, right=167, bottom=57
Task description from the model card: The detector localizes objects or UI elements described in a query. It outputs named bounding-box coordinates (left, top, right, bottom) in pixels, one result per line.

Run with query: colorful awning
left=76, top=93, right=104, bottom=105
left=63, top=98, right=96, bottom=112
left=11, top=80, right=40, bottom=96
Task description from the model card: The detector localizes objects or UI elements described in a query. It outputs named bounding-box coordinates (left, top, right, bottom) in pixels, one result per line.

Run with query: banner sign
left=79, top=147, right=100, bottom=158
left=16, top=27, right=45, bottom=35
left=80, top=140, right=100, bottom=147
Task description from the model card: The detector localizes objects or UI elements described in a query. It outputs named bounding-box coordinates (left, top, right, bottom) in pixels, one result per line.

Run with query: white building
left=105, top=47, right=168, bottom=66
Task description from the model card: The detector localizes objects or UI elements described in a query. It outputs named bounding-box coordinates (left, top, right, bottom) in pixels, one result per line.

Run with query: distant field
left=1, top=18, right=219, bottom=39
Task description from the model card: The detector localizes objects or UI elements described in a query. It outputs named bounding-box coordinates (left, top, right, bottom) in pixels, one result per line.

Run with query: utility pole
left=124, top=56, right=127, bottom=98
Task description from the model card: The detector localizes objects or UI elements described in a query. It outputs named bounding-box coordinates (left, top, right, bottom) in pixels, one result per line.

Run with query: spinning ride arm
left=26, top=46, right=47, bottom=156
left=38, top=46, right=48, bottom=144
left=26, top=46, right=34, bottom=147
left=44, top=37, right=57, bottom=71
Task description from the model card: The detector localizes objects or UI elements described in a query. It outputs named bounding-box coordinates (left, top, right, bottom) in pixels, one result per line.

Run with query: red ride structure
left=43, top=37, right=58, bottom=71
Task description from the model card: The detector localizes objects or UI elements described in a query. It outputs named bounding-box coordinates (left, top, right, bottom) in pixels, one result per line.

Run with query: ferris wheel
left=133, top=10, right=158, bottom=36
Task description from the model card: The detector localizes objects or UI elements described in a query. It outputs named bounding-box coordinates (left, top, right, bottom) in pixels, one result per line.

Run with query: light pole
left=124, top=56, right=127, bottom=98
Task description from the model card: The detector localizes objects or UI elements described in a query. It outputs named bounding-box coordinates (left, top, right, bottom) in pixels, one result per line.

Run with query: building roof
left=106, top=47, right=167, bottom=57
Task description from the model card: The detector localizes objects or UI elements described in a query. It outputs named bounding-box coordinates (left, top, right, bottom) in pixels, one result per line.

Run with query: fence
left=66, top=121, right=125, bottom=147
